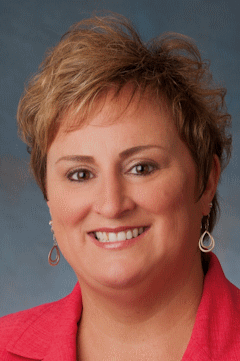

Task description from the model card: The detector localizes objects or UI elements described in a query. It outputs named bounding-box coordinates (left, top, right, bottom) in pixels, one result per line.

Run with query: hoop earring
left=48, top=220, right=60, bottom=266
left=199, top=204, right=215, bottom=253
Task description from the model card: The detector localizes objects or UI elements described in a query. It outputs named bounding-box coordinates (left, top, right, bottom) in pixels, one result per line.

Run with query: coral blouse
left=0, top=253, right=240, bottom=360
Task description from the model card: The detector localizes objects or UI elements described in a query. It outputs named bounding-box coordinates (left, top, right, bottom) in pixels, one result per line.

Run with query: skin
left=46, top=87, right=220, bottom=360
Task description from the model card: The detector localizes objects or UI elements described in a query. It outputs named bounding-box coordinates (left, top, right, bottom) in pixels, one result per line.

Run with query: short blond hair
left=17, top=13, right=232, bottom=232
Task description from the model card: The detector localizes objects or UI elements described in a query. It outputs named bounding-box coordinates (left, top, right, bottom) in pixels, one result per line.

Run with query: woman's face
left=46, top=88, right=213, bottom=292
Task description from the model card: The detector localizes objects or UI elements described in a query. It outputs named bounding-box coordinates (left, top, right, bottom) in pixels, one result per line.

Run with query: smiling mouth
left=93, top=227, right=148, bottom=243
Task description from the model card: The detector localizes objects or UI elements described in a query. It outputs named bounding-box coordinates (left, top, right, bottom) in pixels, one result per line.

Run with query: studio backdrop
left=0, top=0, right=239, bottom=316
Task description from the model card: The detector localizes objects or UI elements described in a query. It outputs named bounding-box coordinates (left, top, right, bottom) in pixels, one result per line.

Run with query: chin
left=83, top=261, right=147, bottom=291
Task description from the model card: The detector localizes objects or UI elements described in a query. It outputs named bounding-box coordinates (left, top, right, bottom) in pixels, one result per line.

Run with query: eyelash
left=67, top=162, right=158, bottom=182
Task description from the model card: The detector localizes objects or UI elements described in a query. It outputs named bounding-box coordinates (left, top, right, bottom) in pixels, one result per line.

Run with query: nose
left=93, top=173, right=136, bottom=219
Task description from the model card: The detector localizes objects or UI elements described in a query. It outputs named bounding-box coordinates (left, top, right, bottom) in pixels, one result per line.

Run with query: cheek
left=47, top=187, right=91, bottom=226
left=135, top=173, right=192, bottom=215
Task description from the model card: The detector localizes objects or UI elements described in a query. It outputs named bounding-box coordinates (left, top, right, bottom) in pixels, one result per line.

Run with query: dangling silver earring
left=48, top=220, right=60, bottom=266
left=199, top=203, right=215, bottom=253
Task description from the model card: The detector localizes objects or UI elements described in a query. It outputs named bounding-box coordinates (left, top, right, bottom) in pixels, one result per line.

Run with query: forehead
left=59, top=85, right=173, bottom=133
left=49, top=86, right=182, bottom=162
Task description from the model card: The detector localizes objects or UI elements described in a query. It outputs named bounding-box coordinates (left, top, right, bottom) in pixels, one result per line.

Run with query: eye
left=67, top=169, right=94, bottom=182
left=128, top=163, right=157, bottom=176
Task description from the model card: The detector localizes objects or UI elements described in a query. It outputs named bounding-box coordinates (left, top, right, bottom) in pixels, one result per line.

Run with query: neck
left=77, top=252, right=204, bottom=359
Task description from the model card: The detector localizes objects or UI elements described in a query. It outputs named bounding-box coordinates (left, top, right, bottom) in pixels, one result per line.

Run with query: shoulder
left=0, top=300, right=56, bottom=352
left=207, top=253, right=240, bottom=304
left=0, top=283, right=82, bottom=358
left=181, top=254, right=240, bottom=360
left=204, top=253, right=240, bottom=326
left=196, top=253, right=240, bottom=358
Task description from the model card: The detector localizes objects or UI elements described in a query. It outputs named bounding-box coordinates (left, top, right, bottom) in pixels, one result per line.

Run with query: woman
left=0, top=13, right=239, bottom=361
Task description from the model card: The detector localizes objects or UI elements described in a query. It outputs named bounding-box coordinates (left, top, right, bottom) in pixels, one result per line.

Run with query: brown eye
left=68, top=169, right=93, bottom=182
left=129, top=163, right=156, bottom=176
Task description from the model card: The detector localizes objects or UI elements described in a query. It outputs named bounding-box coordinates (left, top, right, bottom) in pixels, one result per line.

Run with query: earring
left=198, top=203, right=215, bottom=253
left=48, top=220, right=60, bottom=266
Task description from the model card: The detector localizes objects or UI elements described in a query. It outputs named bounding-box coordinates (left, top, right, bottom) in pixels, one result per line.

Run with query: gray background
left=0, top=0, right=239, bottom=317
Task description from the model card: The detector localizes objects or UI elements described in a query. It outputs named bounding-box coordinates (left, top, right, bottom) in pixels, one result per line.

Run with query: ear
left=46, top=200, right=52, bottom=219
left=201, top=155, right=221, bottom=216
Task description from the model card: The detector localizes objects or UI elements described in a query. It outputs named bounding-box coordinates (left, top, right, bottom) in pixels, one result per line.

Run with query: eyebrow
left=119, top=145, right=165, bottom=159
left=55, top=145, right=165, bottom=164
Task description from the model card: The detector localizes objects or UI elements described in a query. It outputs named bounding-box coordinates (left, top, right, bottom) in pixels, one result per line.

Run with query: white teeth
left=109, top=232, right=117, bottom=242
left=94, top=227, right=145, bottom=242
left=96, top=232, right=108, bottom=242
left=102, top=232, right=108, bottom=241
left=117, top=231, right=126, bottom=241
left=132, top=228, right=138, bottom=238
left=126, top=230, right=133, bottom=240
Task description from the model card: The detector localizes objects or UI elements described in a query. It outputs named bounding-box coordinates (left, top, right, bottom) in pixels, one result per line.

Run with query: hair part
left=17, top=13, right=232, bottom=233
